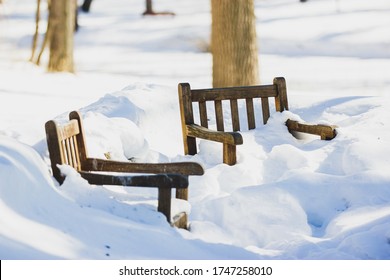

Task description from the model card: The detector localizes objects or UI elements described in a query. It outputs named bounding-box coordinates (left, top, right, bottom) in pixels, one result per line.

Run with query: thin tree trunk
left=30, top=0, right=42, bottom=62
left=143, top=0, right=154, bottom=15
left=36, top=5, right=52, bottom=66
left=81, top=0, right=93, bottom=13
left=211, top=0, right=259, bottom=87
left=48, top=0, right=75, bottom=72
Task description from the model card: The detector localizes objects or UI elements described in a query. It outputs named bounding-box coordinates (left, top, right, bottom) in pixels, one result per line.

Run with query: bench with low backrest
left=45, top=111, right=204, bottom=229
left=178, top=77, right=336, bottom=165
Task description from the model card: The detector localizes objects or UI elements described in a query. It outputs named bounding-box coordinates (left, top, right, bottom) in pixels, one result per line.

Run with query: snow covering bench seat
left=45, top=111, right=204, bottom=229
left=178, top=77, right=337, bottom=165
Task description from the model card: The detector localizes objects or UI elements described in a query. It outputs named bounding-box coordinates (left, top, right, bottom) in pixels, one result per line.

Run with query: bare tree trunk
left=48, top=0, right=75, bottom=72
left=30, top=0, right=42, bottom=62
left=211, top=0, right=259, bottom=87
left=144, top=0, right=154, bottom=15
left=142, top=0, right=174, bottom=16
left=36, top=1, right=52, bottom=66
left=81, top=0, right=93, bottom=13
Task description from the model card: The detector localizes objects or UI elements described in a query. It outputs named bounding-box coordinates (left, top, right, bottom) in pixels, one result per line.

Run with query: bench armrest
left=83, top=158, right=204, bottom=175
left=286, top=119, right=337, bottom=140
left=186, top=124, right=243, bottom=145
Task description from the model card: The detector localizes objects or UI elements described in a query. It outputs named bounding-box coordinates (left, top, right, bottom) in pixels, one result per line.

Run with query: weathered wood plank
left=246, top=98, right=256, bottom=129
left=214, top=100, right=224, bottom=131
left=72, top=135, right=81, bottom=171
left=158, top=188, right=172, bottom=223
left=198, top=101, right=208, bottom=128
left=84, top=158, right=204, bottom=176
left=261, top=97, right=270, bottom=124
left=223, top=143, right=237, bottom=165
left=69, top=111, right=88, bottom=163
left=286, top=119, right=337, bottom=140
left=230, top=99, right=240, bottom=131
left=79, top=172, right=188, bottom=189
left=274, top=77, right=289, bottom=112
left=176, top=188, right=188, bottom=201
left=178, top=83, right=197, bottom=155
left=45, top=120, right=66, bottom=183
left=172, top=212, right=188, bottom=229
left=64, top=138, right=73, bottom=167
left=57, top=119, right=79, bottom=141
left=191, top=84, right=276, bottom=102
left=186, top=124, right=243, bottom=145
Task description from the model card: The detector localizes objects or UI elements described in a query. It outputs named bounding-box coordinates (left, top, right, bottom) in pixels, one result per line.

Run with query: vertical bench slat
left=72, top=135, right=81, bottom=171
left=214, top=100, right=224, bottom=131
left=198, top=101, right=208, bottom=128
left=61, top=140, right=68, bottom=165
left=230, top=99, right=240, bottom=131
left=69, top=136, right=79, bottom=170
left=261, top=97, right=270, bottom=124
left=245, top=98, right=256, bottom=130
left=65, top=138, right=73, bottom=167
left=68, top=138, right=75, bottom=168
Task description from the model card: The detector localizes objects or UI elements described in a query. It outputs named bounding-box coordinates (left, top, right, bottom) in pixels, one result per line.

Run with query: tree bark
left=48, top=0, right=75, bottom=72
left=81, top=0, right=93, bottom=13
left=211, top=0, right=259, bottom=87
left=30, top=0, right=42, bottom=62
left=144, top=0, right=154, bottom=14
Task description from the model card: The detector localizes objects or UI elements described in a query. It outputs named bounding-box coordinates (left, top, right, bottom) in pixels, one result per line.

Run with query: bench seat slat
left=79, top=171, right=188, bottom=189
left=83, top=158, right=204, bottom=176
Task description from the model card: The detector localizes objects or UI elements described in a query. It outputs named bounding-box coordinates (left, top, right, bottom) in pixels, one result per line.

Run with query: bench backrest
left=178, top=77, right=289, bottom=133
left=45, top=111, right=87, bottom=184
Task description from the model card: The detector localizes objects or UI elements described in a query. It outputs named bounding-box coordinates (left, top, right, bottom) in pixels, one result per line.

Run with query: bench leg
left=158, top=188, right=172, bottom=223
left=172, top=212, right=188, bottom=229
left=184, top=136, right=197, bottom=155
left=223, top=143, right=237, bottom=165
left=176, top=188, right=188, bottom=201
left=175, top=188, right=189, bottom=229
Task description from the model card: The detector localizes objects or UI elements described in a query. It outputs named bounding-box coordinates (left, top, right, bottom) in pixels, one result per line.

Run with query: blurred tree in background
left=31, top=0, right=76, bottom=72
left=211, top=0, right=259, bottom=87
left=47, top=0, right=76, bottom=72
left=81, top=0, right=93, bottom=12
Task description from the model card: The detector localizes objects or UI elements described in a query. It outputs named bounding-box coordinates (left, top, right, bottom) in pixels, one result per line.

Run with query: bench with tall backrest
left=178, top=77, right=337, bottom=165
left=45, top=111, right=204, bottom=229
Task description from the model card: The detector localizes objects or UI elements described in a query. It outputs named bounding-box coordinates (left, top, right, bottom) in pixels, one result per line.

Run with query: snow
left=1, top=0, right=390, bottom=260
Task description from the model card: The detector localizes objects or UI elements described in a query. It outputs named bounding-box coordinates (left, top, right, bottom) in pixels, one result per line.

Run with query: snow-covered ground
left=1, top=0, right=390, bottom=259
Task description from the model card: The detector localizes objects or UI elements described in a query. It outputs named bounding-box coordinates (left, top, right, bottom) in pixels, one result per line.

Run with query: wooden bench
left=45, top=111, right=204, bottom=229
left=178, top=77, right=337, bottom=165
